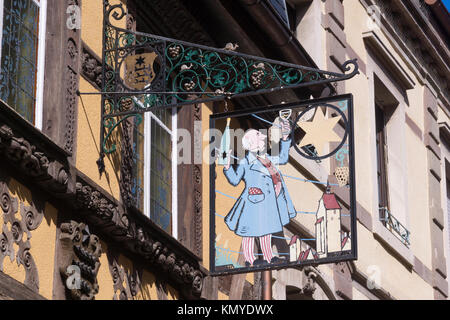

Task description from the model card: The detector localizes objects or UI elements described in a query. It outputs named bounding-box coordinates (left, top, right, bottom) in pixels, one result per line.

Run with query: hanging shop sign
left=209, top=94, right=356, bottom=275
left=88, top=1, right=359, bottom=275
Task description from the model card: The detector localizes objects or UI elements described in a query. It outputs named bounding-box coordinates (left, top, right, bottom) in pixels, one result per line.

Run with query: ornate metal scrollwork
left=99, top=0, right=359, bottom=157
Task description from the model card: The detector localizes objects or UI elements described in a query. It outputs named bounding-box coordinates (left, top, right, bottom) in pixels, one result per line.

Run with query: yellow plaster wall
left=1, top=179, right=57, bottom=300
left=81, top=0, right=126, bottom=56
left=31, top=202, right=58, bottom=299
left=76, top=78, right=121, bottom=199
left=77, top=0, right=127, bottom=198
left=218, top=291, right=229, bottom=300
left=95, top=240, right=173, bottom=300
left=167, top=284, right=179, bottom=300
left=81, top=0, right=103, bottom=56
left=92, top=241, right=114, bottom=300
left=135, top=270, right=158, bottom=300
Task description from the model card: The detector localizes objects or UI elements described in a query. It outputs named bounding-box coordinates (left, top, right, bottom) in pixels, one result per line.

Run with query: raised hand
left=224, top=149, right=232, bottom=170
left=281, top=121, right=291, bottom=140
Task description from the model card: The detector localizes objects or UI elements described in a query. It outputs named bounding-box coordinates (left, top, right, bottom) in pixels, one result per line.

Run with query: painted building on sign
left=0, top=0, right=448, bottom=301
left=315, top=189, right=343, bottom=258
left=316, top=192, right=342, bottom=256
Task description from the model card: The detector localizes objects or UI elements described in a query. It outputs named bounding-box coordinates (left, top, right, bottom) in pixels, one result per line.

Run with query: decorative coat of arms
left=124, top=52, right=158, bottom=90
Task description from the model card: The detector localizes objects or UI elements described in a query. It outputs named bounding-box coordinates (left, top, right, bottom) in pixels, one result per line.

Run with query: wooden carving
left=0, top=123, right=69, bottom=194
left=0, top=181, right=43, bottom=293
left=59, top=221, right=102, bottom=300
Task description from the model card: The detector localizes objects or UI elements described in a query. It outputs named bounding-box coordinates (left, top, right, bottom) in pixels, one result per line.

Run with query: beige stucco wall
left=330, top=0, right=442, bottom=299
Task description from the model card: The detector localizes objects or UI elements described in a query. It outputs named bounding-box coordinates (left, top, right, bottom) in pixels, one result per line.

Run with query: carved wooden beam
left=0, top=101, right=71, bottom=195
left=74, top=172, right=205, bottom=298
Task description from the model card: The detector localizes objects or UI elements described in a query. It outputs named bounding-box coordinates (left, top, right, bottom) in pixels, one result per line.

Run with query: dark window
left=447, top=177, right=450, bottom=258
left=0, top=0, right=45, bottom=125
left=375, top=104, right=389, bottom=216
left=268, top=0, right=290, bottom=29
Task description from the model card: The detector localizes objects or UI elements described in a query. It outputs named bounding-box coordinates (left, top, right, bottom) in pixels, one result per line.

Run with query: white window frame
left=142, top=107, right=178, bottom=239
left=0, top=0, right=47, bottom=129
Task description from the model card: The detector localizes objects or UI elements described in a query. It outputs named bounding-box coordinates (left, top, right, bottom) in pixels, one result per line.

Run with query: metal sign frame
left=96, top=0, right=359, bottom=166
left=209, top=94, right=357, bottom=276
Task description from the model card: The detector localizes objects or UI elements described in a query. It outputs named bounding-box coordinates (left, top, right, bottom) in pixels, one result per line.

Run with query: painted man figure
left=223, top=120, right=296, bottom=267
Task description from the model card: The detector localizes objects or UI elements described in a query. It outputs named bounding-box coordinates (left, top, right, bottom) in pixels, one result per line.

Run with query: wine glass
left=279, top=109, right=292, bottom=135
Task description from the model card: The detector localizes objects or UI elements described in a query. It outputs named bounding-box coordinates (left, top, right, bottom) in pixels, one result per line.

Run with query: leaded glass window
left=0, top=0, right=46, bottom=127
left=132, top=107, right=177, bottom=237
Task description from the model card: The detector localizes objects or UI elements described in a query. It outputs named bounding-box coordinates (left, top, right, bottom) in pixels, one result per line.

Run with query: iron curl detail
left=341, top=59, right=359, bottom=78
left=104, top=1, right=127, bottom=26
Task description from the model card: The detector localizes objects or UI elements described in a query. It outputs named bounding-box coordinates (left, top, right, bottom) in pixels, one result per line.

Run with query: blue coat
left=223, top=139, right=296, bottom=237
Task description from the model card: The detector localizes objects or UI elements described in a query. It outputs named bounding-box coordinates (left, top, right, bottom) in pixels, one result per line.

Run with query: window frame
left=366, top=50, right=414, bottom=266
left=0, top=0, right=47, bottom=129
left=141, top=107, right=178, bottom=239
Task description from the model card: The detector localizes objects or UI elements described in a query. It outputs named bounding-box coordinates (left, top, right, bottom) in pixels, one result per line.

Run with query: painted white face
left=244, top=129, right=267, bottom=153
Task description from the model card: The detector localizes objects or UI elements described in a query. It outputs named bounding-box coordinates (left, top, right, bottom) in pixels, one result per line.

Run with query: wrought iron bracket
left=95, top=0, right=360, bottom=175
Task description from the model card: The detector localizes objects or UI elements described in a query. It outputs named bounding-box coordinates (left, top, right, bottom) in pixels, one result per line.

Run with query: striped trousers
left=242, top=235, right=274, bottom=265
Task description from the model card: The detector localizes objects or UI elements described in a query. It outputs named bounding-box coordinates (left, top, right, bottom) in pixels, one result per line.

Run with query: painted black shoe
left=245, top=261, right=252, bottom=268
left=270, top=257, right=284, bottom=264
left=253, top=259, right=269, bottom=266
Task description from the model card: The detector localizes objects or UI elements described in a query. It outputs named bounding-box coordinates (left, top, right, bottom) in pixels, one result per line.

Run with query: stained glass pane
left=0, top=0, right=40, bottom=124
left=131, top=107, right=174, bottom=234
left=150, top=115, right=172, bottom=234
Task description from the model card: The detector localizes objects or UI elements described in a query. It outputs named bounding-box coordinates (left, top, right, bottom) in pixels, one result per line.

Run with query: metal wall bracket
left=95, top=0, right=359, bottom=174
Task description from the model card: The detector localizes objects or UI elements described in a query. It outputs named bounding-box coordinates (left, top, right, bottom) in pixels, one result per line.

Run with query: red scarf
left=257, top=156, right=282, bottom=197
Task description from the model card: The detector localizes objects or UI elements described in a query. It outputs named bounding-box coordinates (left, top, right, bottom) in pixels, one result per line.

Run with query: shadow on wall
left=79, top=95, right=121, bottom=196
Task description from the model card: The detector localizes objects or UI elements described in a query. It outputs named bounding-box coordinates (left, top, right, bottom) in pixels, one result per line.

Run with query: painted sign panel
left=209, top=94, right=356, bottom=276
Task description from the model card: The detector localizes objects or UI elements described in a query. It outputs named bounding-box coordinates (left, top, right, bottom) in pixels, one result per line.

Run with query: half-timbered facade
left=0, top=0, right=449, bottom=300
